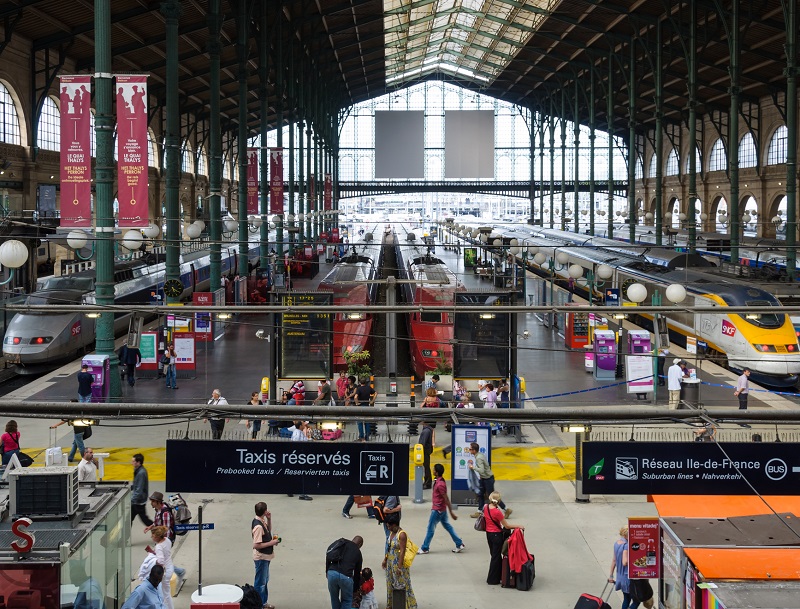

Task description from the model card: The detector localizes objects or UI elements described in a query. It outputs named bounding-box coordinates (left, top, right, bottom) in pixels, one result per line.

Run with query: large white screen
left=445, top=111, right=495, bottom=178
left=374, top=111, right=425, bottom=178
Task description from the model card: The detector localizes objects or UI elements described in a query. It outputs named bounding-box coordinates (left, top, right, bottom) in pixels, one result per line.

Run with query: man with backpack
left=144, top=491, right=187, bottom=588
left=325, top=535, right=363, bottom=609
left=372, top=495, right=401, bottom=548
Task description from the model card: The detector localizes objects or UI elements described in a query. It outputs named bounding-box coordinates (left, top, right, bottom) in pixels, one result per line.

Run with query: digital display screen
left=598, top=346, right=608, bottom=353
left=454, top=293, right=510, bottom=378
left=280, top=293, right=332, bottom=377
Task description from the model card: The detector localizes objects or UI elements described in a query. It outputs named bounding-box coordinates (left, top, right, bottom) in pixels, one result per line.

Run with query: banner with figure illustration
left=115, top=75, right=149, bottom=227
left=59, top=75, right=93, bottom=227
left=269, top=147, right=283, bottom=214
left=247, top=147, right=259, bottom=215
left=324, top=173, right=332, bottom=211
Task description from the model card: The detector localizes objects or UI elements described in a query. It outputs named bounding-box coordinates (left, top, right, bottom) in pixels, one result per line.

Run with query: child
left=354, top=567, right=377, bottom=609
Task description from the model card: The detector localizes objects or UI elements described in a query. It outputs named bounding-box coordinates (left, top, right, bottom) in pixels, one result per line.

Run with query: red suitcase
left=501, top=555, right=516, bottom=588
left=574, top=583, right=613, bottom=609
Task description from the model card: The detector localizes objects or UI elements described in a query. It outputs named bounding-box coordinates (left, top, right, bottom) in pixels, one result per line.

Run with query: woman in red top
left=1, top=420, right=21, bottom=466
left=484, top=491, right=524, bottom=585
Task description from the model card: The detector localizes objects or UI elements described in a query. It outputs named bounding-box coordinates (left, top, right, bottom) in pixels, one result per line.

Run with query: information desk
left=190, top=583, right=244, bottom=604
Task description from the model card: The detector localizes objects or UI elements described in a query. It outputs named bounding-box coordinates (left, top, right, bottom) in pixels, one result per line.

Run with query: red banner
left=308, top=175, right=315, bottom=212
left=324, top=173, right=332, bottom=211
left=269, top=147, right=283, bottom=214
left=115, top=75, right=149, bottom=227
left=247, top=147, right=259, bottom=215
left=59, top=75, right=93, bottom=227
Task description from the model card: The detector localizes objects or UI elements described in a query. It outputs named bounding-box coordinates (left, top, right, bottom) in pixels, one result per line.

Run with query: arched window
left=685, top=148, right=702, bottom=174
left=708, top=139, right=726, bottom=171
left=738, top=133, right=757, bottom=168
left=648, top=153, right=658, bottom=178
left=147, top=130, right=157, bottom=168
left=767, top=125, right=787, bottom=165
left=665, top=149, right=679, bottom=176
left=38, top=96, right=60, bottom=151
left=222, top=153, right=231, bottom=180
left=0, top=83, right=21, bottom=145
left=197, top=146, right=207, bottom=176
left=634, top=155, right=643, bottom=180
left=181, top=141, right=193, bottom=173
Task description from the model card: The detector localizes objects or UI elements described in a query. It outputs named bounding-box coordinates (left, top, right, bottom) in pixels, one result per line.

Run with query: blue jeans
left=357, top=421, right=368, bottom=439
left=78, top=393, right=91, bottom=403
left=254, top=559, right=270, bottom=604
left=622, top=593, right=640, bottom=609
left=165, top=365, right=177, bottom=388
left=68, top=432, right=85, bottom=462
left=326, top=570, right=353, bottom=609
left=421, top=509, right=463, bottom=551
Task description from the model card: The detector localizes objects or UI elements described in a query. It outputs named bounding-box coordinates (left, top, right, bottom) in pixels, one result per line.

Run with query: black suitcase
left=501, top=555, right=516, bottom=588
left=515, top=556, right=535, bottom=591
left=574, top=583, right=613, bottom=609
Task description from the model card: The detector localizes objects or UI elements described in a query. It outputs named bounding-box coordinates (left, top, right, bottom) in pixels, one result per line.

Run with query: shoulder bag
left=401, top=530, right=419, bottom=569
left=474, top=506, right=487, bottom=531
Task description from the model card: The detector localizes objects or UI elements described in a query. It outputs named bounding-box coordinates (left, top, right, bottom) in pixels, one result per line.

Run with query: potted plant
left=425, top=354, right=453, bottom=391
left=343, top=350, right=371, bottom=382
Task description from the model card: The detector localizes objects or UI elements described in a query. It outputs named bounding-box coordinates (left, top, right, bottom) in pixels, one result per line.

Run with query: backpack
left=326, top=538, right=348, bottom=568
left=168, top=494, right=192, bottom=536
left=239, top=584, right=263, bottom=609
left=373, top=496, right=388, bottom=523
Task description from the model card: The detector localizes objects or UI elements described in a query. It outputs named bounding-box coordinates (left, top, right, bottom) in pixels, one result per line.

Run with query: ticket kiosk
left=81, top=354, right=109, bottom=402
left=627, top=330, right=651, bottom=354
left=593, top=330, right=617, bottom=380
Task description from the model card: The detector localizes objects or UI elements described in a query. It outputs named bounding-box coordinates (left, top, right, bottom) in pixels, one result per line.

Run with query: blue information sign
left=604, top=288, right=621, bottom=306
left=174, top=523, right=215, bottom=532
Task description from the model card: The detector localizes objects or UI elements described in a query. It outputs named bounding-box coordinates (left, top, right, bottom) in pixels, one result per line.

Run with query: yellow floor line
left=23, top=445, right=577, bottom=482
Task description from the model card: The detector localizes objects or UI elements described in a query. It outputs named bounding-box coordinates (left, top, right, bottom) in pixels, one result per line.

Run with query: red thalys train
left=318, top=230, right=383, bottom=371
left=396, top=228, right=464, bottom=379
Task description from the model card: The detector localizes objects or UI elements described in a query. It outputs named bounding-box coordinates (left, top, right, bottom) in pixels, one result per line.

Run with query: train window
left=420, top=312, right=441, bottom=323
left=743, top=300, right=783, bottom=328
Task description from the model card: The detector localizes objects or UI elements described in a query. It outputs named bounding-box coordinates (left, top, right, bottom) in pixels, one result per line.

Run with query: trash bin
left=680, top=378, right=701, bottom=408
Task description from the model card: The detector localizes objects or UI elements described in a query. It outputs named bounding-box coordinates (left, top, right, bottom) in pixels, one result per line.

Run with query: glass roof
left=384, top=0, right=559, bottom=87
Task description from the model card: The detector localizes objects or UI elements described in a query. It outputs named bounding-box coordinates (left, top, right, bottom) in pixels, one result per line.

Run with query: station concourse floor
left=4, top=237, right=798, bottom=607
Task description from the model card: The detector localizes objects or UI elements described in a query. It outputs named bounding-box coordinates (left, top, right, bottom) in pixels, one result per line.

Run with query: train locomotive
left=3, top=244, right=258, bottom=374
left=396, top=227, right=464, bottom=380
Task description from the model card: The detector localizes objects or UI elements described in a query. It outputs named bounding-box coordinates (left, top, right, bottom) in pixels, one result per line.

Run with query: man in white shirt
left=77, top=448, right=98, bottom=481
left=477, top=380, right=488, bottom=403
left=667, top=359, right=687, bottom=409
left=734, top=368, right=750, bottom=409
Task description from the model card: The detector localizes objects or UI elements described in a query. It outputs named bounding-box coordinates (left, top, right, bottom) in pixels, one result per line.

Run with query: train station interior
left=0, top=1, right=799, bottom=608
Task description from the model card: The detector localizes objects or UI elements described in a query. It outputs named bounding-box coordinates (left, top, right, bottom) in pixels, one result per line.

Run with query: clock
left=164, top=279, right=184, bottom=298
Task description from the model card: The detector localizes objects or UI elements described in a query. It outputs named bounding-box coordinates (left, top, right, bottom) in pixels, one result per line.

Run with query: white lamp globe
left=645, top=212, right=654, bottom=221
left=121, top=229, right=144, bottom=251
left=615, top=210, right=622, bottom=217
left=581, top=209, right=589, bottom=216
left=597, top=264, right=613, bottom=280
left=773, top=215, right=781, bottom=224
left=527, top=245, right=539, bottom=255
left=509, top=239, right=519, bottom=247
left=679, top=212, right=687, bottom=221
left=192, top=220, right=206, bottom=232
left=224, top=217, right=238, bottom=232
left=143, top=224, right=160, bottom=239
left=492, top=239, right=502, bottom=247
left=185, top=223, right=202, bottom=239
left=626, top=282, right=648, bottom=303
left=666, top=283, right=687, bottom=304
left=272, top=215, right=282, bottom=225
left=700, top=213, right=708, bottom=221
left=742, top=213, right=752, bottom=224
left=250, top=215, right=263, bottom=228
left=533, top=252, right=547, bottom=265
left=568, top=264, right=583, bottom=279
left=298, top=214, right=306, bottom=222
left=480, top=234, right=488, bottom=244
left=717, top=214, right=726, bottom=224
left=471, top=229, right=480, bottom=238
left=286, top=214, right=295, bottom=223
left=664, top=212, right=673, bottom=221
left=621, top=210, right=629, bottom=218
left=67, top=230, right=89, bottom=250
left=509, top=246, right=521, bottom=255
left=556, top=251, right=570, bottom=265
left=0, top=240, right=29, bottom=268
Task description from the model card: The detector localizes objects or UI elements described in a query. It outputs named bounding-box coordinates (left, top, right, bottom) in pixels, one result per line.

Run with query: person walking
left=418, top=422, right=434, bottom=489
left=734, top=368, right=750, bottom=409
left=122, top=564, right=164, bottom=609
left=483, top=492, right=524, bottom=585
left=245, top=391, right=264, bottom=440
left=144, top=492, right=187, bottom=586
left=205, top=389, right=228, bottom=439
left=163, top=343, right=178, bottom=389
left=77, top=365, right=93, bottom=402
left=608, top=526, right=640, bottom=609
left=151, top=526, right=175, bottom=609
left=325, top=535, right=364, bottom=609
left=667, top=359, right=687, bottom=409
left=382, top=513, right=417, bottom=609
left=252, top=501, right=280, bottom=609
left=341, top=494, right=376, bottom=519
left=417, top=463, right=465, bottom=555
left=467, top=442, right=511, bottom=518
left=131, top=453, right=153, bottom=526
left=118, top=340, right=142, bottom=387
left=1, top=420, right=21, bottom=468
left=77, top=447, right=98, bottom=482
left=52, top=419, right=91, bottom=463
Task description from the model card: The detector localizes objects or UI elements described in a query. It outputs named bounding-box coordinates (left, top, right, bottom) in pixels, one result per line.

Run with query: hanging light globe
left=121, top=229, right=144, bottom=251
left=67, top=230, right=89, bottom=250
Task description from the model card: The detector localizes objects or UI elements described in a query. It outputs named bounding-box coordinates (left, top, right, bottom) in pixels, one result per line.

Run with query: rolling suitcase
left=500, top=555, right=516, bottom=588
left=574, top=583, right=613, bottom=609
left=515, top=556, right=535, bottom=591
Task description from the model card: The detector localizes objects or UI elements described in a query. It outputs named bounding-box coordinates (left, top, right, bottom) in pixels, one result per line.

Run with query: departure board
left=454, top=293, right=510, bottom=378
left=279, top=293, right=332, bottom=378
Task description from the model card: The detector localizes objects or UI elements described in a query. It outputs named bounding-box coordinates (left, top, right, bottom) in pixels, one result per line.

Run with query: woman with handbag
left=382, top=512, right=417, bottom=609
left=163, top=343, right=178, bottom=389
left=608, top=526, right=640, bottom=609
left=483, top=492, right=524, bottom=586
left=1, top=420, right=20, bottom=467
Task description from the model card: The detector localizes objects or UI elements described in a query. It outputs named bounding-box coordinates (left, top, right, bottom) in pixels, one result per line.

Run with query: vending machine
left=81, top=354, right=110, bottom=402
left=627, top=329, right=652, bottom=354
left=593, top=330, right=617, bottom=380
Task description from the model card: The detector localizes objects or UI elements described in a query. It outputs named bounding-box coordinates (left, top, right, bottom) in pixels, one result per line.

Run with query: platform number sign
left=360, top=451, right=394, bottom=485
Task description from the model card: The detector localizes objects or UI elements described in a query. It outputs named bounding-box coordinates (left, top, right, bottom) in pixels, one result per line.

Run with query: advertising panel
left=247, top=147, right=259, bottom=215
left=166, top=440, right=409, bottom=495
left=450, top=425, right=491, bottom=502
left=308, top=175, right=315, bottom=211
left=627, top=517, right=660, bottom=579
left=115, top=75, right=149, bottom=227
left=59, top=75, right=93, bottom=227
left=269, top=147, right=283, bottom=214
left=583, top=442, right=800, bottom=495
left=324, top=173, right=332, bottom=210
